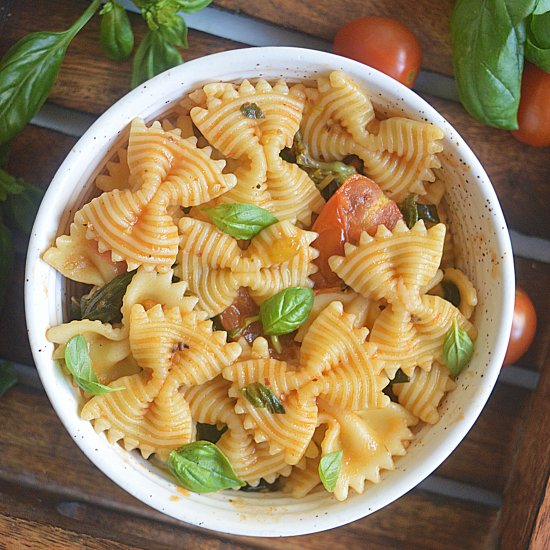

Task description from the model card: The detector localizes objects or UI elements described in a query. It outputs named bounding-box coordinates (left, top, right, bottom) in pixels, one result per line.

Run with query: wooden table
left=1, top=1, right=549, bottom=548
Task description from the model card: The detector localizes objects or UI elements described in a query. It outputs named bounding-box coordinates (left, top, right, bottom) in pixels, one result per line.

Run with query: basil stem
left=79, top=270, right=136, bottom=324
left=0, top=222, right=14, bottom=310
left=203, top=203, right=278, bottom=240
left=64, top=335, right=125, bottom=395
left=0, top=0, right=102, bottom=145
left=259, top=287, right=314, bottom=336
left=442, top=281, right=461, bottom=308
left=168, top=441, right=245, bottom=493
left=0, top=361, right=17, bottom=398
left=241, top=382, right=285, bottom=414
left=240, top=102, right=264, bottom=119
left=443, top=319, right=474, bottom=376
left=99, top=0, right=134, bottom=61
left=318, top=450, right=343, bottom=493
left=227, top=315, right=259, bottom=339
left=450, top=0, right=530, bottom=130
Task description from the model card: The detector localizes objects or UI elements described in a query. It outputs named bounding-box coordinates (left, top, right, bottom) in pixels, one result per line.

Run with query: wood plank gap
left=418, top=476, right=502, bottom=509
left=510, top=230, right=550, bottom=264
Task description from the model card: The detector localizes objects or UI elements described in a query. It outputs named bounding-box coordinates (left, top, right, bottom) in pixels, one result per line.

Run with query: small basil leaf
left=259, top=287, right=314, bottom=336
left=443, top=319, right=474, bottom=376
left=240, top=102, right=264, bottom=119
left=0, top=361, right=17, bottom=398
left=5, top=179, right=44, bottom=234
left=0, top=222, right=14, bottom=310
left=203, top=203, right=278, bottom=240
left=318, top=450, right=343, bottom=493
left=0, top=0, right=101, bottom=145
left=399, top=195, right=419, bottom=229
left=64, top=335, right=124, bottom=395
left=168, top=441, right=245, bottom=493
left=241, top=382, right=285, bottom=414
left=99, top=0, right=134, bottom=61
left=450, top=0, right=527, bottom=129
left=196, top=422, right=227, bottom=444
left=79, top=270, right=136, bottom=324
left=442, top=281, right=461, bottom=308
left=416, top=203, right=440, bottom=224
left=0, top=168, right=25, bottom=201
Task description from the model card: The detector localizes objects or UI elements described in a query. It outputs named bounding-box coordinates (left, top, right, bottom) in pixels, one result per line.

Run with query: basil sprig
left=0, top=0, right=102, bottom=146
left=99, top=1, right=134, bottom=61
left=241, top=382, right=285, bottom=414
left=259, top=287, right=314, bottom=336
left=168, top=441, right=245, bottom=493
left=0, top=361, right=17, bottom=398
left=64, top=335, right=125, bottom=395
left=443, top=319, right=474, bottom=376
left=203, top=203, right=278, bottom=240
left=525, top=2, right=550, bottom=71
left=399, top=194, right=439, bottom=229
left=318, top=450, right=343, bottom=493
left=79, top=270, right=136, bottom=324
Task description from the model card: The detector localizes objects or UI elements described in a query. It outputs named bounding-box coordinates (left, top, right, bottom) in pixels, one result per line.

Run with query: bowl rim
left=25, top=46, right=515, bottom=537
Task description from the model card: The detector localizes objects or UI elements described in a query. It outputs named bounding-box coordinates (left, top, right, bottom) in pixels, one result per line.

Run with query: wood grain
left=498, top=351, right=550, bottom=549
left=213, top=0, right=455, bottom=76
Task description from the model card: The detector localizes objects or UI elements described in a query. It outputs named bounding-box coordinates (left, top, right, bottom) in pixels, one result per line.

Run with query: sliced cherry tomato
left=503, top=286, right=537, bottom=366
left=311, top=174, right=402, bottom=287
left=333, top=16, right=422, bottom=87
left=511, top=63, right=550, bottom=147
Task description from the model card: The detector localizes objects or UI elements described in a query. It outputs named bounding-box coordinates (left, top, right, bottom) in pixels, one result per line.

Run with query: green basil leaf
left=416, top=203, right=440, bottom=224
left=443, top=319, right=474, bottom=376
left=0, top=0, right=101, bottom=145
left=99, top=0, right=134, bottom=61
left=526, top=7, right=550, bottom=71
left=79, top=270, right=136, bottom=324
left=203, top=203, right=278, bottom=240
left=0, top=168, right=25, bottom=201
left=0, top=222, right=14, bottom=310
left=450, top=0, right=528, bottom=130
left=168, top=441, right=245, bottom=493
left=0, top=361, right=17, bottom=398
left=4, top=178, right=44, bottom=234
left=131, top=21, right=186, bottom=88
left=442, top=281, right=461, bottom=308
left=0, top=142, right=10, bottom=168
left=241, top=382, right=285, bottom=414
left=64, top=335, right=124, bottom=395
left=240, top=102, right=264, bottom=119
left=318, top=450, right=343, bottom=493
left=260, top=287, right=314, bottom=336
left=174, top=0, right=214, bottom=13
left=399, top=195, right=439, bottom=228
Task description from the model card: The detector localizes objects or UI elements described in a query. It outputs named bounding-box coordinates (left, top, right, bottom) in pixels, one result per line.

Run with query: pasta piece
left=43, top=222, right=127, bottom=286
left=369, top=295, right=477, bottom=378
left=441, top=267, right=478, bottom=319
left=281, top=454, right=322, bottom=498
left=329, top=220, right=446, bottom=309
left=393, top=363, right=456, bottom=424
left=318, top=403, right=394, bottom=501
left=95, top=148, right=135, bottom=192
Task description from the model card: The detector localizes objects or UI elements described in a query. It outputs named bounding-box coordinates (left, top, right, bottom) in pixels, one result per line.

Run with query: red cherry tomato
left=311, top=174, right=402, bottom=287
left=333, top=16, right=422, bottom=87
left=511, top=63, right=550, bottom=147
left=503, top=287, right=537, bottom=366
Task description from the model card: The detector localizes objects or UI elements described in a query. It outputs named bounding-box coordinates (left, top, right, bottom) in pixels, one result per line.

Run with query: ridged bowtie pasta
left=44, top=70, right=477, bottom=502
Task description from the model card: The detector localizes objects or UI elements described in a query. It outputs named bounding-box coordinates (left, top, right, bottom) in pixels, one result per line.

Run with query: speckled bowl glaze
left=25, top=47, right=514, bottom=537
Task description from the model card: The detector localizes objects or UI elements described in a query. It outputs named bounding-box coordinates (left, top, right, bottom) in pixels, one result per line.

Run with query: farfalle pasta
left=44, top=70, right=477, bottom=502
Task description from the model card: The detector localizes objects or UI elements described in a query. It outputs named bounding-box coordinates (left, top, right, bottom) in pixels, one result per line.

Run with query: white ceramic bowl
left=25, top=47, right=515, bottom=537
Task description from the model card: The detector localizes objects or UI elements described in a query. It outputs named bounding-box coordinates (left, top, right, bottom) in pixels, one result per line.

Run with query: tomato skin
left=333, top=16, right=422, bottom=87
left=511, top=63, right=550, bottom=147
left=311, top=174, right=402, bottom=287
left=503, top=287, right=537, bottom=366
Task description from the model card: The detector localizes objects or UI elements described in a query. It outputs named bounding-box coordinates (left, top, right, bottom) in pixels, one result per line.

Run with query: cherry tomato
left=333, top=16, right=422, bottom=87
left=511, top=63, right=550, bottom=147
left=503, top=287, right=537, bottom=366
left=311, top=174, right=402, bottom=287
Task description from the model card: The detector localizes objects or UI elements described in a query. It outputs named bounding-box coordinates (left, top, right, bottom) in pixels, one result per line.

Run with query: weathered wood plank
left=498, top=351, right=550, bottom=549
left=213, top=0, right=455, bottom=76
left=0, top=0, right=244, bottom=115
